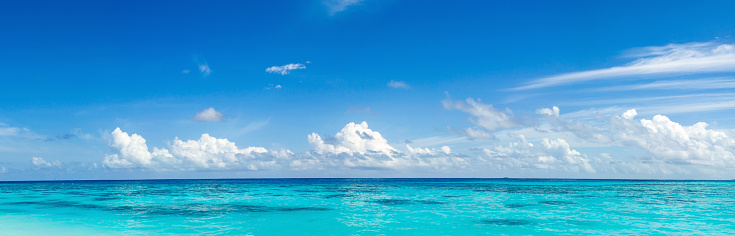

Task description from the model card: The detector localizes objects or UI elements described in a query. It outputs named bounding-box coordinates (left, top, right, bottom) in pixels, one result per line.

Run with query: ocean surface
left=1, top=178, right=734, bottom=235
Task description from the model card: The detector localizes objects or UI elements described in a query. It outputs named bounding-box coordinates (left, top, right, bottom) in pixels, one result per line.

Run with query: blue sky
left=2, top=0, right=735, bottom=180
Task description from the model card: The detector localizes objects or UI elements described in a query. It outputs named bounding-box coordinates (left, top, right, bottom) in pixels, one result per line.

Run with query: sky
left=2, top=0, right=735, bottom=180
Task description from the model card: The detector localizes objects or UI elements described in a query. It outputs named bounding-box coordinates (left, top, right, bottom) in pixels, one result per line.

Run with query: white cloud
left=483, top=134, right=595, bottom=173
left=103, top=123, right=467, bottom=172
left=536, top=106, right=612, bottom=143
left=103, top=128, right=155, bottom=168
left=443, top=97, right=518, bottom=138
left=199, top=63, right=211, bottom=77
left=406, top=144, right=451, bottom=155
left=597, top=78, right=735, bottom=91
left=0, top=127, right=20, bottom=136
left=193, top=107, right=225, bottom=122
left=103, top=128, right=290, bottom=171
left=266, top=63, right=306, bottom=75
left=0, top=123, right=44, bottom=139
left=514, top=42, right=735, bottom=90
left=324, top=0, right=363, bottom=14
left=622, top=109, right=637, bottom=120
left=462, top=127, right=495, bottom=139
left=306, top=122, right=468, bottom=170
left=610, top=109, right=735, bottom=166
left=308, top=121, right=397, bottom=157
left=32, top=157, right=61, bottom=168
left=387, top=80, right=411, bottom=89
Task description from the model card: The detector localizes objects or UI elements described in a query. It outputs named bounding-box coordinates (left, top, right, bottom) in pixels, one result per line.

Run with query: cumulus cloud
left=387, top=80, right=411, bottom=89
left=514, top=42, right=735, bottom=90
left=530, top=105, right=735, bottom=171
left=103, top=128, right=290, bottom=171
left=193, top=107, right=225, bottom=122
left=306, top=122, right=468, bottom=170
left=443, top=97, right=518, bottom=139
left=266, top=63, right=306, bottom=75
left=103, top=123, right=466, bottom=172
left=483, top=134, right=595, bottom=173
left=536, top=106, right=612, bottom=143
left=308, top=121, right=397, bottom=157
left=32, top=157, right=61, bottom=168
left=324, top=0, right=363, bottom=14
left=610, top=109, right=735, bottom=166
left=103, top=128, right=155, bottom=168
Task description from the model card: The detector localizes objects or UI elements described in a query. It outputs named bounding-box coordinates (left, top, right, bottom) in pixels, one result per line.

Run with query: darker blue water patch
left=370, top=199, right=447, bottom=205
left=415, top=200, right=448, bottom=205
left=6, top=200, right=107, bottom=211
left=293, top=189, right=321, bottom=193
left=3, top=199, right=331, bottom=216
left=472, top=185, right=574, bottom=194
left=324, top=194, right=354, bottom=199
left=372, top=199, right=414, bottom=205
left=278, top=206, right=332, bottom=212
left=505, top=203, right=536, bottom=208
left=0, top=208, right=26, bottom=213
left=93, top=196, right=121, bottom=201
left=481, top=219, right=536, bottom=226
left=539, top=200, right=577, bottom=206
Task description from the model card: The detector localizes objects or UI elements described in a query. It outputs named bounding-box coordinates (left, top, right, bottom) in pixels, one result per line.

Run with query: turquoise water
left=1, top=179, right=734, bottom=235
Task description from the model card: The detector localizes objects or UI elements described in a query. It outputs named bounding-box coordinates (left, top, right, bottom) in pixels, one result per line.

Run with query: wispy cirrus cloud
left=513, top=42, right=735, bottom=90
left=198, top=63, right=211, bottom=77
left=596, top=78, right=735, bottom=91
left=387, top=80, right=411, bottom=89
left=324, top=0, right=363, bottom=15
left=266, top=63, right=306, bottom=75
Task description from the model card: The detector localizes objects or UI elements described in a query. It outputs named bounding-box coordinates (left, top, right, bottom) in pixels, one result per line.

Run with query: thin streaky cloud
left=512, top=42, right=735, bottom=90
left=595, top=78, right=735, bottom=91
left=562, top=93, right=735, bottom=107
left=199, top=63, right=211, bottom=77
left=324, top=0, right=363, bottom=14
left=266, top=63, right=306, bottom=75
left=387, top=80, right=411, bottom=89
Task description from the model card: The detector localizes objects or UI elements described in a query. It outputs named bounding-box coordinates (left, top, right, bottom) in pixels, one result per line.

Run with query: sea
left=0, top=178, right=733, bottom=235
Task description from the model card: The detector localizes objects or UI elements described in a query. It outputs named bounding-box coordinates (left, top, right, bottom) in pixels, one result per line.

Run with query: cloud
left=103, top=128, right=289, bottom=171
left=0, top=127, right=20, bottom=136
left=102, top=123, right=466, bottom=172
left=199, top=62, right=211, bottom=77
left=193, top=107, right=225, bottom=122
left=387, top=80, right=411, bottom=89
left=324, top=0, right=363, bottom=14
left=597, top=78, right=735, bottom=91
left=308, top=121, right=397, bottom=157
left=536, top=106, right=612, bottom=143
left=32, top=157, right=61, bottom=168
left=265, top=84, right=282, bottom=90
left=483, top=134, right=595, bottom=173
left=513, top=42, right=735, bottom=90
left=266, top=63, right=306, bottom=75
left=305, top=122, right=468, bottom=170
left=0, top=123, right=44, bottom=140
left=530, top=106, right=735, bottom=170
left=610, top=109, right=735, bottom=166
left=103, top=128, right=155, bottom=168
left=443, top=97, right=518, bottom=138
